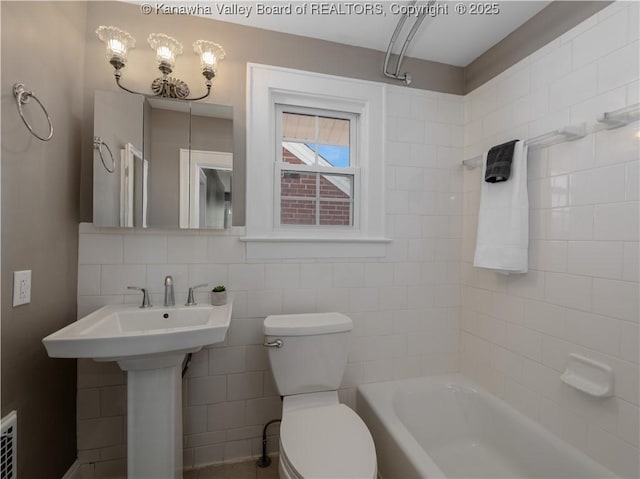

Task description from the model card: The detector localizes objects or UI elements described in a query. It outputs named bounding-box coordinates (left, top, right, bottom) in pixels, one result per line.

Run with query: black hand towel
left=485, top=140, right=519, bottom=183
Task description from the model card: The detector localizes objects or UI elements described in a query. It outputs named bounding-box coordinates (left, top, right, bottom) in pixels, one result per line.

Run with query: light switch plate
left=13, top=270, right=31, bottom=307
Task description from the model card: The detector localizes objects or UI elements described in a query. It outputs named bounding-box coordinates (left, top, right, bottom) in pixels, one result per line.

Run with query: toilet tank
left=264, top=313, right=352, bottom=396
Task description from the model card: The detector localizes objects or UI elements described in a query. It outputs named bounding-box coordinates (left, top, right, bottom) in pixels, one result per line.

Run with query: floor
left=184, top=456, right=279, bottom=479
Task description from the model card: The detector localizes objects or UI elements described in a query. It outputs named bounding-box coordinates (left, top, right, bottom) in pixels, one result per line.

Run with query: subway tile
left=77, top=388, right=101, bottom=420
left=207, top=401, right=246, bottom=431
left=507, top=270, right=545, bottom=301
left=193, top=444, right=224, bottom=467
left=79, top=234, right=123, bottom=265
left=549, top=63, right=597, bottom=111
left=264, top=264, right=299, bottom=289
left=592, top=278, right=639, bottom=322
left=228, top=264, right=265, bottom=291
left=594, top=202, right=639, bottom=241
left=167, top=235, right=208, bottom=263
left=227, top=372, right=264, bottom=401
left=100, top=385, right=126, bottom=417
left=529, top=240, right=568, bottom=273
left=207, top=235, right=246, bottom=263
left=572, top=9, right=629, bottom=70
left=544, top=272, right=592, bottom=311
left=597, top=40, right=640, bottom=94
left=564, top=309, right=621, bottom=356
left=618, top=400, right=640, bottom=447
left=570, top=87, right=627, bottom=126
left=246, top=290, right=283, bottom=318
left=299, top=263, right=333, bottom=289
left=507, top=324, right=543, bottom=361
left=100, top=265, right=146, bottom=295
left=333, top=263, right=364, bottom=287
left=282, top=289, right=318, bottom=314
left=123, top=234, right=166, bottom=264
left=188, top=264, right=227, bottom=291
left=625, top=161, right=639, bottom=201
left=522, top=299, right=566, bottom=338
left=567, top=241, right=624, bottom=279
left=595, top=123, right=640, bottom=167
left=188, top=376, right=227, bottom=406
left=586, top=426, right=640, bottom=478
left=546, top=134, right=595, bottom=177
left=538, top=397, right=588, bottom=451
left=183, top=406, right=207, bottom=435
left=208, top=346, right=246, bottom=375
left=245, top=396, right=282, bottom=426
left=622, top=242, right=639, bottom=283
left=569, top=164, right=626, bottom=206
left=77, top=417, right=124, bottom=450
left=530, top=43, right=572, bottom=91
left=78, top=265, right=101, bottom=296
left=546, top=206, right=594, bottom=241
left=620, top=321, right=639, bottom=364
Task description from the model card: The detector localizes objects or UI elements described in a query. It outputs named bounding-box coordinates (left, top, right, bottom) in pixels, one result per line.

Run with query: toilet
left=264, top=312, right=377, bottom=479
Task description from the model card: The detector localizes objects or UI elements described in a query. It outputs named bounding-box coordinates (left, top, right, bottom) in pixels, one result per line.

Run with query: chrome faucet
left=164, top=275, right=175, bottom=307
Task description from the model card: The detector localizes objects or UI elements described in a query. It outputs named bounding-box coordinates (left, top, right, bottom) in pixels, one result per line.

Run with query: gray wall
left=1, top=2, right=86, bottom=477
left=78, top=1, right=465, bottom=226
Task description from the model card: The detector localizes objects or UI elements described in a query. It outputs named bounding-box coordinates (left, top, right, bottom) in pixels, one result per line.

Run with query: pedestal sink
left=43, top=302, right=232, bottom=479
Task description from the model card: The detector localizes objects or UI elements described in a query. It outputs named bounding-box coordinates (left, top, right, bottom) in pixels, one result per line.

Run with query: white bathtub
left=357, top=374, right=617, bottom=479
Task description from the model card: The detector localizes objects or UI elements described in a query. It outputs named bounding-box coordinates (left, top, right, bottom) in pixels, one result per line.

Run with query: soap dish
left=560, top=354, right=614, bottom=398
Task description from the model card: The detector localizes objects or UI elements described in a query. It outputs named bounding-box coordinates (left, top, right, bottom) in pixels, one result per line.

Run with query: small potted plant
left=210, top=285, right=227, bottom=306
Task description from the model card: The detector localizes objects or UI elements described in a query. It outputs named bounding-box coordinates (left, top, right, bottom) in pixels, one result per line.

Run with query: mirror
left=93, top=90, right=233, bottom=229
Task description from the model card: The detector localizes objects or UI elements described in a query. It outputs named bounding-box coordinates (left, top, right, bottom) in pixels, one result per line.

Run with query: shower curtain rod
left=383, top=0, right=435, bottom=85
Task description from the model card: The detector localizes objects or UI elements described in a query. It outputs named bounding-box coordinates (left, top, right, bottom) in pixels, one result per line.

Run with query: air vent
left=1, top=411, right=17, bottom=479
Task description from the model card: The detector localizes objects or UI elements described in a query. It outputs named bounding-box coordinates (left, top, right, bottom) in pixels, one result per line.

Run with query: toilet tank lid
left=264, top=312, right=352, bottom=336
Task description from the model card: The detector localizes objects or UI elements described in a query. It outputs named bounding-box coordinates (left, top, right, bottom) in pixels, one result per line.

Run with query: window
left=245, top=64, right=388, bottom=259
left=277, top=107, right=358, bottom=228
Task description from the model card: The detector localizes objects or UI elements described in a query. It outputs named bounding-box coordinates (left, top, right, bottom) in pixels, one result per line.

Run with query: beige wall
left=79, top=1, right=465, bottom=226
left=1, top=2, right=87, bottom=477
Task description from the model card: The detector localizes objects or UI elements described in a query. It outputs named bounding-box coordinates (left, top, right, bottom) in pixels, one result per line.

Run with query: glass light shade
left=147, top=33, right=183, bottom=69
left=193, top=40, right=225, bottom=72
left=96, top=26, right=135, bottom=64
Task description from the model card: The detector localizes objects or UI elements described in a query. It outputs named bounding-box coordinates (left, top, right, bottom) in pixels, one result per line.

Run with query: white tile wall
left=462, top=3, right=639, bottom=478
left=76, top=85, right=464, bottom=474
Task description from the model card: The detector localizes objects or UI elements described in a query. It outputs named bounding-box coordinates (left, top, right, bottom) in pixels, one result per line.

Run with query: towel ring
left=93, top=136, right=115, bottom=173
left=13, top=83, right=54, bottom=142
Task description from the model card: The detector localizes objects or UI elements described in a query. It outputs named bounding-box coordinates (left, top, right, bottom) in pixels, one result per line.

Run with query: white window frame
left=243, top=63, right=389, bottom=259
left=275, top=105, right=359, bottom=230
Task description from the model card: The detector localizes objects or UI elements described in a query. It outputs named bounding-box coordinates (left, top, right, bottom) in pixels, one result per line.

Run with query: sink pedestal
left=118, top=353, right=191, bottom=479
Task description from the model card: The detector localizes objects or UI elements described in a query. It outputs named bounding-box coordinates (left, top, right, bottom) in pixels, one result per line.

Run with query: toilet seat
left=280, top=403, right=377, bottom=479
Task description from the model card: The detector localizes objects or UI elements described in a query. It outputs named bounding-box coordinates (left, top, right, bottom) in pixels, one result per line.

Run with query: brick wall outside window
left=280, top=147, right=351, bottom=225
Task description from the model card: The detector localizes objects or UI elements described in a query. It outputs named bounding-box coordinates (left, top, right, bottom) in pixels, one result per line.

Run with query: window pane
left=319, top=201, right=352, bottom=226
left=317, top=144, right=350, bottom=168
left=319, top=174, right=352, bottom=199
left=317, top=116, right=349, bottom=146
left=282, top=144, right=308, bottom=165
left=281, top=171, right=316, bottom=198
left=282, top=112, right=315, bottom=141
left=281, top=198, right=316, bottom=225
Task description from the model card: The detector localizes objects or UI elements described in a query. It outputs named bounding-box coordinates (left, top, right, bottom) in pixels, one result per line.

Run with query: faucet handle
left=128, top=286, right=152, bottom=308
left=185, top=284, right=208, bottom=306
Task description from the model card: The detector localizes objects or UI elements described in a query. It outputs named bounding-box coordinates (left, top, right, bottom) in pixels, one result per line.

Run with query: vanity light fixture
left=96, top=26, right=225, bottom=101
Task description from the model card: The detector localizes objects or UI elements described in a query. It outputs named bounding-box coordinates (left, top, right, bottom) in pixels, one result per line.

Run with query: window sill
left=240, top=236, right=391, bottom=259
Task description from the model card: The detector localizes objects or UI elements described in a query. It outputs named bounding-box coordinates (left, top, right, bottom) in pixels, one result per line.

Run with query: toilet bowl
left=264, top=313, right=377, bottom=479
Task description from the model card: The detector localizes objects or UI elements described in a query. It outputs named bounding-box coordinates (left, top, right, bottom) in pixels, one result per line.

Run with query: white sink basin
left=42, top=302, right=232, bottom=361
left=43, top=301, right=232, bottom=479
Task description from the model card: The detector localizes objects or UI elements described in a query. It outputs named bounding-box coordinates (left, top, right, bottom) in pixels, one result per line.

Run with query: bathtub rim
left=356, top=373, right=619, bottom=479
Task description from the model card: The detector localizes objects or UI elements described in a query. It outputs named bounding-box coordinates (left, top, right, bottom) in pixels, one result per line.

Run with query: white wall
left=75, top=84, right=464, bottom=477
left=461, top=2, right=639, bottom=478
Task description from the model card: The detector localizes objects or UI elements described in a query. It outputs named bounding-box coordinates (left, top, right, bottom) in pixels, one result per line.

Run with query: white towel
left=473, top=140, right=528, bottom=274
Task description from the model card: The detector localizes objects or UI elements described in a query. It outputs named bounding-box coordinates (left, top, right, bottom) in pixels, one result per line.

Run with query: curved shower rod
left=383, top=0, right=436, bottom=85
